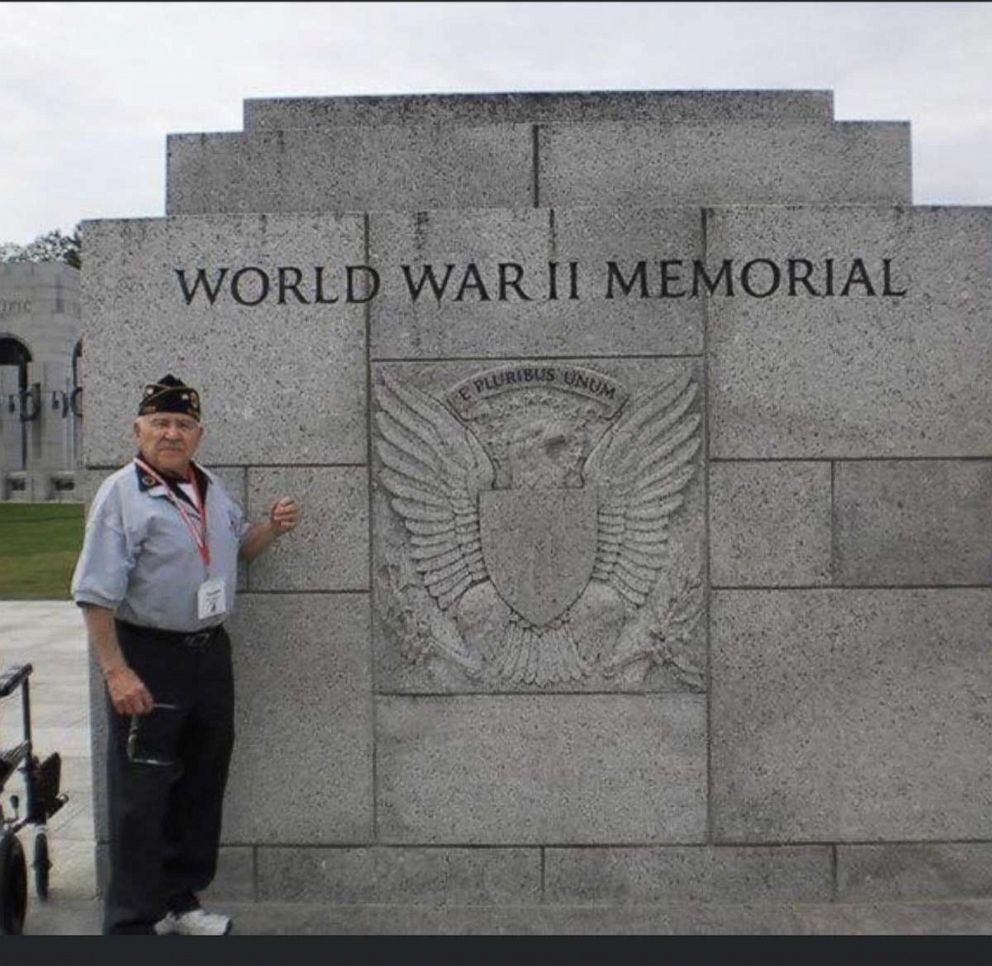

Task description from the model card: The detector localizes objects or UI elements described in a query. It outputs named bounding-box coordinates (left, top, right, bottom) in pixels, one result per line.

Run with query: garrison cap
left=138, top=374, right=201, bottom=420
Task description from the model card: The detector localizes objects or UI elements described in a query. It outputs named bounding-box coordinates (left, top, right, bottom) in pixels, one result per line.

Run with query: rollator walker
left=0, top=663, right=69, bottom=934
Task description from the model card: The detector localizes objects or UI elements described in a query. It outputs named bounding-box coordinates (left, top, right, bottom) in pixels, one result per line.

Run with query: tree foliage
left=0, top=226, right=81, bottom=268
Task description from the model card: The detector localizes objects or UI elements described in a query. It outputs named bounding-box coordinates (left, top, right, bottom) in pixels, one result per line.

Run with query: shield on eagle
left=479, top=487, right=598, bottom=627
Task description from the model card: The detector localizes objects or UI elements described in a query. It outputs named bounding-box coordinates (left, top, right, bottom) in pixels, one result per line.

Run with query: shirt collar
left=133, top=456, right=210, bottom=505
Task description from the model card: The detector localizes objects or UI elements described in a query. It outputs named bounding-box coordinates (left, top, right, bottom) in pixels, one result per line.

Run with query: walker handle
left=0, top=663, right=33, bottom=699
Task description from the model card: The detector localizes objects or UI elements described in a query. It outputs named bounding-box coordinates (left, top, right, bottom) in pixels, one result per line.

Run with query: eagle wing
left=374, top=373, right=494, bottom=611
left=582, top=372, right=701, bottom=608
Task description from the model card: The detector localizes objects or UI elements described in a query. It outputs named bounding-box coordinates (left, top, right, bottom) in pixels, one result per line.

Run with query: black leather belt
left=117, top=620, right=223, bottom=648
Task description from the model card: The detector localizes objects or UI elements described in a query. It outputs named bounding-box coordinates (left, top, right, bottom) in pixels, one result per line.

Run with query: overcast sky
left=2, top=1, right=991, bottom=242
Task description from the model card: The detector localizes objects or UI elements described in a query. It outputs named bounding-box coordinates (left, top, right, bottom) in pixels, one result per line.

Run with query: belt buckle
left=185, top=629, right=212, bottom=648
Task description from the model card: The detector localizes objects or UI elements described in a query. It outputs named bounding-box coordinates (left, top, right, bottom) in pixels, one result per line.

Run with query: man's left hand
left=269, top=497, right=300, bottom=535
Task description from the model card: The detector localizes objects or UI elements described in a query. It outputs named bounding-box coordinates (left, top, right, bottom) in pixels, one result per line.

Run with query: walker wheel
left=33, top=831, right=50, bottom=900
left=0, top=830, right=27, bottom=934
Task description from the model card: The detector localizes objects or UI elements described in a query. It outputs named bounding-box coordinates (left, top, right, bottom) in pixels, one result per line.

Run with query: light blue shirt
left=72, top=461, right=249, bottom=632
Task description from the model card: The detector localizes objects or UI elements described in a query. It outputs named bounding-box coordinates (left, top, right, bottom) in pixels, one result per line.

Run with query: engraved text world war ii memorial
left=81, top=91, right=992, bottom=928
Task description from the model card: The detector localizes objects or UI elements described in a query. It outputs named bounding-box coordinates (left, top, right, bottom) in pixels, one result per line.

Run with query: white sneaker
left=154, top=907, right=232, bottom=936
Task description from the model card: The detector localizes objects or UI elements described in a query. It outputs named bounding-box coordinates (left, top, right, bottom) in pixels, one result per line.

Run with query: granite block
left=707, top=207, right=992, bottom=458
left=837, top=843, right=992, bottom=901
left=257, top=846, right=540, bottom=904
left=376, top=694, right=707, bottom=843
left=201, top=846, right=257, bottom=902
left=540, top=122, right=910, bottom=207
left=91, top=599, right=375, bottom=848
left=95, top=843, right=107, bottom=895
left=834, top=460, right=992, bottom=585
left=245, top=90, right=834, bottom=129
left=369, top=207, right=704, bottom=358
left=709, top=461, right=831, bottom=586
left=88, top=660, right=108, bottom=843
left=546, top=845, right=833, bottom=903
left=371, top=358, right=705, bottom=694
left=167, top=126, right=533, bottom=215
left=208, top=464, right=246, bottom=507
left=246, top=466, right=369, bottom=591
left=711, top=589, right=992, bottom=841
left=95, top=844, right=254, bottom=901
left=80, top=215, right=367, bottom=467
left=221, top=594, right=373, bottom=844
left=210, top=465, right=248, bottom=592
left=195, top=895, right=992, bottom=935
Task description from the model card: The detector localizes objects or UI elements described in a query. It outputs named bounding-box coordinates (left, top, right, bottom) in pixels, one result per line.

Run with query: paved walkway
left=0, top=600, right=97, bottom=932
left=4, top=601, right=992, bottom=935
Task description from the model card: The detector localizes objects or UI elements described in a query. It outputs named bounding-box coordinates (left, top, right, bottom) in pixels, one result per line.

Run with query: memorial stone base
left=83, top=90, right=992, bottom=930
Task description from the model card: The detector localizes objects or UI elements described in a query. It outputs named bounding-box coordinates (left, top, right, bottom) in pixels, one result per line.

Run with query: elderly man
left=72, top=375, right=300, bottom=935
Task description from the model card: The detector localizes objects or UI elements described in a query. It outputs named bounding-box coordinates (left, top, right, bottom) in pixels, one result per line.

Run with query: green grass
left=0, top=503, right=84, bottom=599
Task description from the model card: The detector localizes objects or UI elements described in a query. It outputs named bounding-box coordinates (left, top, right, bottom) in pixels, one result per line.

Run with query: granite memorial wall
left=83, top=90, right=992, bottom=915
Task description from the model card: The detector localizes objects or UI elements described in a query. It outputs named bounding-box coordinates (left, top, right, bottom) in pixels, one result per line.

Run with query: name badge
left=197, top=577, right=227, bottom=620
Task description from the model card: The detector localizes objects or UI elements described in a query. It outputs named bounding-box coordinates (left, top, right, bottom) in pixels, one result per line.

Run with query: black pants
left=104, top=621, right=235, bottom=935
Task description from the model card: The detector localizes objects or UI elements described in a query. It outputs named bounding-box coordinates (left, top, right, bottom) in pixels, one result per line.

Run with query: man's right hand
left=105, top=665, right=154, bottom=716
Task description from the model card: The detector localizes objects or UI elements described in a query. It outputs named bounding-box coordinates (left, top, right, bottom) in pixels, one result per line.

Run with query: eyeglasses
left=126, top=703, right=181, bottom=767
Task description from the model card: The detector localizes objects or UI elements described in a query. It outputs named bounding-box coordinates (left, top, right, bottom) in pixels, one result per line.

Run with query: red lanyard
left=135, top=458, right=211, bottom=567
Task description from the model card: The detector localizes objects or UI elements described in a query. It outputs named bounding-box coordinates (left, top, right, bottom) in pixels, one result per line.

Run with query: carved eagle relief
left=374, top=369, right=702, bottom=687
